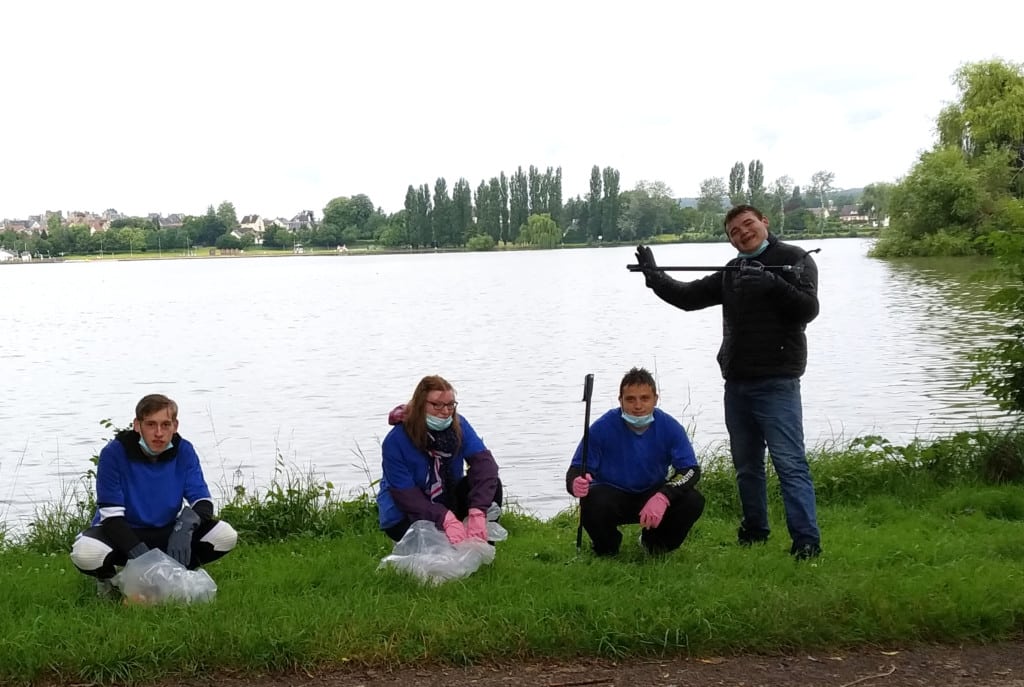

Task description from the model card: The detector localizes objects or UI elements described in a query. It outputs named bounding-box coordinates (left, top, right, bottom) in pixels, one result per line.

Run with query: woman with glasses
left=376, top=375, right=503, bottom=544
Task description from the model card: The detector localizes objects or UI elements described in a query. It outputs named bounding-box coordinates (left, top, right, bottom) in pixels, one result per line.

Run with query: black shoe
left=791, top=542, right=822, bottom=560
left=737, top=525, right=769, bottom=546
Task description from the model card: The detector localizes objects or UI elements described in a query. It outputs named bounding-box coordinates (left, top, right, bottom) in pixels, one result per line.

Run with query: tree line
left=5, top=160, right=887, bottom=259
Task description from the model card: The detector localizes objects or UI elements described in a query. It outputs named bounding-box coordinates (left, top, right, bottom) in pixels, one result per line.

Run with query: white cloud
left=1, top=0, right=1021, bottom=219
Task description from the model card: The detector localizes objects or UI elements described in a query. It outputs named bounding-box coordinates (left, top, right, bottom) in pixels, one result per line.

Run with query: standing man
left=70, top=394, right=238, bottom=595
left=566, top=367, right=704, bottom=557
left=635, top=204, right=822, bottom=559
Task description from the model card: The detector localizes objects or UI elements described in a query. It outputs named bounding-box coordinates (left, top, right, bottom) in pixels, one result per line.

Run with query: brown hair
left=135, top=394, right=178, bottom=421
left=403, top=375, right=462, bottom=452
left=619, top=367, right=657, bottom=397
left=723, top=204, right=766, bottom=230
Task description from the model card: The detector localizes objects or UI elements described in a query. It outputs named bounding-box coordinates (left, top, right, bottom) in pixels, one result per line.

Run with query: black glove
left=735, top=261, right=778, bottom=294
left=167, top=506, right=201, bottom=567
left=635, top=244, right=657, bottom=271
left=635, top=244, right=666, bottom=288
left=127, top=542, right=150, bottom=559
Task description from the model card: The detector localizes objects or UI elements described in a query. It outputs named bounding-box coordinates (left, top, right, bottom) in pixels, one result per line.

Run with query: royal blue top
left=569, top=407, right=697, bottom=493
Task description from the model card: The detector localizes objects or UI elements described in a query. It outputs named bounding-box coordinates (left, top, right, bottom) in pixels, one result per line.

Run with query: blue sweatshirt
left=569, top=407, right=698, bottom=493
left=92, top=430, right=212, bottom=529
left=377, top=415, right=498, bottom=529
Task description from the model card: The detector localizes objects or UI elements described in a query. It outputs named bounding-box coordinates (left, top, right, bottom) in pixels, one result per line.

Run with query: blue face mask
left=426, top=414, right=453, bottom=431
left=737, top=239, right=769, bottom=259
left=621, top=411, right=654, bottom=428
left=139, top=437, right=173, bottom=456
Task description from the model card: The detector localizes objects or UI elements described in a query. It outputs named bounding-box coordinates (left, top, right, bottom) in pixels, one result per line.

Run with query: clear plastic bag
left=112, top=548, right=217, bottom=604
left=378, top=520, right=496, bottom=585
left=485, top=504, right=509, bottom=542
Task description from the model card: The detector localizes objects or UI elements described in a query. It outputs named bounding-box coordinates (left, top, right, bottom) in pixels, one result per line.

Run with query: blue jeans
left=724, top=377, right=820, bottom=547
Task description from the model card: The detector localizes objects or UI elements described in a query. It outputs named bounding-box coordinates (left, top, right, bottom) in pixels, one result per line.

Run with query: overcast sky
left=2, top=1, right=1020, bottom=220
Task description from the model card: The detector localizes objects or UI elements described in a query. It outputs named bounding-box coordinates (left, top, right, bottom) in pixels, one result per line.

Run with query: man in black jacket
left=635, top=204, right=822, bottom=559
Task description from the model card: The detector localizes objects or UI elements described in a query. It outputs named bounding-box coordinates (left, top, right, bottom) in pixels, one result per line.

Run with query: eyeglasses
left=426, top=400, right=458, bottom=412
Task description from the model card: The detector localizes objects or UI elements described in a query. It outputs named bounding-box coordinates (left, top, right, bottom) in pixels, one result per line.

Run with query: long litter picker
left=576, top=373, right=595, bottom=554
left=626, top=247, right=821, bottom=274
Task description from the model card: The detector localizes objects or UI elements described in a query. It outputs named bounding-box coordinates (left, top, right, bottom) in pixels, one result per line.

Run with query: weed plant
left=1, top=427, right=1023, bottom=685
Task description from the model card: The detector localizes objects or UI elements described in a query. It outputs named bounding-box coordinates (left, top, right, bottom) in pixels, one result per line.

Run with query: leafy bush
left=466, top=234, right=496, bottom=251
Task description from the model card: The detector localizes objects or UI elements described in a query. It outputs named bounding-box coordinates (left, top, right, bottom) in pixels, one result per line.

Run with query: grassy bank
left=1, top=430, right=1023, bottom=685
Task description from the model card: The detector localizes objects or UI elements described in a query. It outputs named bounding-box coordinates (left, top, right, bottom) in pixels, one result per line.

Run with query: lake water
left=0, top=238, right=1011, bottom=529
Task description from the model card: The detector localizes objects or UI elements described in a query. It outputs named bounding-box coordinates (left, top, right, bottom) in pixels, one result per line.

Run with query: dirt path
left=183, top=641, right=1024, bottom=687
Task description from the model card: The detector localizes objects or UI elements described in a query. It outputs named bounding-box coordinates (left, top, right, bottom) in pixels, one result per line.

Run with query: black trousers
left=581, top=484, right=705, bottom=556
left=384, top=477, right=504, bottom=542
left=75, top=520, right=229, bottom=579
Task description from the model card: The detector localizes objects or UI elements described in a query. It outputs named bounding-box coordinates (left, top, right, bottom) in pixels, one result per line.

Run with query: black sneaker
left=791, top=542, right=822, bottom=560
left=737, top=525, right=769, bottom=546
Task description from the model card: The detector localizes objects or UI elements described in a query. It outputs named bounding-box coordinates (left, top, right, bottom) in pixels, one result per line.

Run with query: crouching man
left=70, top=394, right=237, bottom=595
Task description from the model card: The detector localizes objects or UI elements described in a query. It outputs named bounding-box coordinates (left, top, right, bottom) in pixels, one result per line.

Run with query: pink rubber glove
left=388, top=404, right=406, bottom=426
left=572, top=473, right=593, bottom=498
left=639, top=492, right=670, bottom=529
left=466, top=508, right=488, bottom=541
left=442, top=510, right=467, bottom=545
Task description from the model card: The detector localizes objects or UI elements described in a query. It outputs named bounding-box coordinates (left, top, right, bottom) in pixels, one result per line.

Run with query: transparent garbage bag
left=378, top=520, right=500, bottom=585
left=486, top=503, right=509, bottom=542
left=112, top=548, right=217, bottom=604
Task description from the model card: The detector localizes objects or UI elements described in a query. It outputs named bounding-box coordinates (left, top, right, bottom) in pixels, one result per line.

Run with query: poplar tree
left=452, top=178, right=473, bottom=245
left=499, top=172, right=510, bottom=244
left=432, top=178, right=452, bottom=247
left=417, top=184, right=432, bottom=247
left=728, top=162, right=746, bottom=206
left=547, top=166, right=563, bottom=227
left=747, top=160, right=766, bottom=209
left=528, top=165, right=543, bottom=215
left=509, top=166, right=529, bottom=243
left=601, top=166, right=621, bottom=241
left=587, top=165, right=603, bottom=240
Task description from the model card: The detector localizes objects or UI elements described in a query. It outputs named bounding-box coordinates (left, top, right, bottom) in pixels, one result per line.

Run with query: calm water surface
left=0, top=239, right=1011, bottom=528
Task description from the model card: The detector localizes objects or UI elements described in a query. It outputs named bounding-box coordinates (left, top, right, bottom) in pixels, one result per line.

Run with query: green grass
left=1, top=428, right=1023, bottom=684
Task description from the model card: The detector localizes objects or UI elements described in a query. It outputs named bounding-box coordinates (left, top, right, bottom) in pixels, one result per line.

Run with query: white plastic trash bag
left=378, top=520, right=497, bottom=585
left=485, top=503, right=509, bottom=542
left=112, top=548, right=217, bottom=604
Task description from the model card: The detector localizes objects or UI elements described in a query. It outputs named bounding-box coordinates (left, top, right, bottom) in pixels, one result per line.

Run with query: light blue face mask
left=426, top=414, right=453, bottom=431
left=621, top=411, right=654, bottom=428
left=737, top=239, right=769, bottom=259
left=139, top=437, right=173, bottom=456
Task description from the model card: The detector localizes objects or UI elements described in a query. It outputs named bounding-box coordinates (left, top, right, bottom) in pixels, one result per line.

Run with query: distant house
left=0, top=249, right=15, bottom=262
left=161, top=214, right=184, bottom=228
left=239, top=214, right=265, bottom=235
left=233, top=215, right=265, bottom=246
left=287, top=210, right=315, bottom=231
left=838, top=205, right=869, bottom=223
left=230, top=226, right=264, bottom=246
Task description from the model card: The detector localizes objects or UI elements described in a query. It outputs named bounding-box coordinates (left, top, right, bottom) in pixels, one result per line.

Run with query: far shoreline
left=2, top=230, right=876, bottom=266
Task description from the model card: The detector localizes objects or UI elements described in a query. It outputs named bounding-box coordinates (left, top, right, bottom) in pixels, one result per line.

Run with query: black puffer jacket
left=647, top=234, right=818, bottom=380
